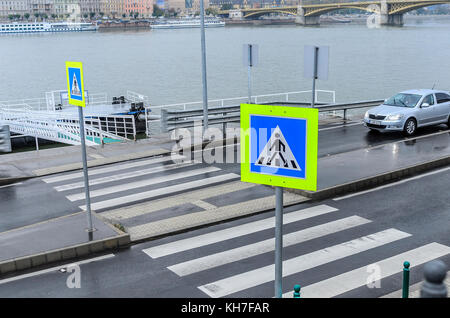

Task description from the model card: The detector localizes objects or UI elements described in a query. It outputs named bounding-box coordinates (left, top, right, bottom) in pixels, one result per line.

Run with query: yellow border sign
left=65, top=61, right=86, bottom=107
left=240, top=104, right=318, bottom=191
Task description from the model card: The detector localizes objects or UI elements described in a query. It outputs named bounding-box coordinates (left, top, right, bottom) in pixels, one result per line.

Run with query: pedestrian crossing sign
left=241, top=104, right=318, bottom=191
left=65, top=61, right=86, bottom=107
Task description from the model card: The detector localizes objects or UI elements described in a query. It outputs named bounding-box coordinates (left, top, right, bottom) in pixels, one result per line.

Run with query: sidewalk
left=0, top=133, right=177, bottom=182
left=0, top=212, right=130, bottom=275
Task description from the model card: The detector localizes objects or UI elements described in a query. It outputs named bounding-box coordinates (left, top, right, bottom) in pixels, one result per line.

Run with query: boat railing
left=127, top=90, right=150, bottom=105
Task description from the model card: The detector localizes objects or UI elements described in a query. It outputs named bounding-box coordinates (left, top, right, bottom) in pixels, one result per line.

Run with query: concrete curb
left=0, top=176, right=33, bottom=186
left=0, top=233, right=130, bottom=276
left=291, top=154, right=450, bottom=200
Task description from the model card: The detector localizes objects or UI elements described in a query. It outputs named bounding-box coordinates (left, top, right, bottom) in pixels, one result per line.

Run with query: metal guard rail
left=161, top=99, right=385, bottom=132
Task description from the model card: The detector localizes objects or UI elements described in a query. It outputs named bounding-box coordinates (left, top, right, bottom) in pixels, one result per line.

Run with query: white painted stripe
left=54, top=162, right=196, bottom=192
left=89, top=154, right=104, bottom=159
left=42, top=155, right=184, bottom=184
left=143, top=204, right=339, bottom=259
left=198, top=229, right=411, bottom=298
left=282, top=242, right=450, bottom=298
left=0, top=254, right=115, bottom=285
left=318, top=122, right=361, bottom=131
left=80, top=173, right=239, bottom=211
left=168, top=216, right=371, bottom=276
left=334, top=166, right=450, bottom=201
left=0, top=182, right=23, bottom=189
left=68, top=166, right=221, bottom=202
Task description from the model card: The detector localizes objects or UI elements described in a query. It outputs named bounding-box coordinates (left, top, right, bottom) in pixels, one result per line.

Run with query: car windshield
left=384, top=93, right=422, bottom=108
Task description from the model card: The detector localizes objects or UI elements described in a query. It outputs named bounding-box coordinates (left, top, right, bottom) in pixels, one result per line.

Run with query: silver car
left=363, top=89, right=450, bottom=136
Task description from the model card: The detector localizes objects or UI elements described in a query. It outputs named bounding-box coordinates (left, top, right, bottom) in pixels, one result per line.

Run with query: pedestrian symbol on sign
left=256, top=126, right=301, bottom=171
left=71, top=73, right=81, bottom=97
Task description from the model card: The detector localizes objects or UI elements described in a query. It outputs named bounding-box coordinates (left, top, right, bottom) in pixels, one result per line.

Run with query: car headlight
left=364, top=111, right=369, bottom=119
left=385, top=114, right=403, bottom=121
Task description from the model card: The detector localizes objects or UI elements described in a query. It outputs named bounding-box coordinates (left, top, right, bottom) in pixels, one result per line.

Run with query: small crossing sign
left=65, top=61, right=86, bottom=107
left=241, top=104, right=318, bottom=191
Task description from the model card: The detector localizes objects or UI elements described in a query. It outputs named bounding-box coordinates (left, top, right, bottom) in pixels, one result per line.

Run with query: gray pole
left=248, top=44, right=252, bottom=103
left=78, top=107, right=94, bottom=232
left=274, top=186, right=283, bottom=298
left=420, top=260, right=448, bottom=298
left=311, top=46, right=318, bottom=108
left=200, top=0, right=208, bottom=133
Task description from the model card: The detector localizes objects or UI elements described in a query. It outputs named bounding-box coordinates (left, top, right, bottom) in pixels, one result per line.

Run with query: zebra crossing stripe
left=197, top=228, right=411, bottom=298
left=80, top=173, right=240, bottom=211
left=168, top=216, right=371, bottom=276
left=42, top=155, right=184, bottom=184
left=143, top=204, right=338, bottom=259
left=54, top=162, right=196, bottom=192
left=282, top=242, right=450, bottom=298
left=67, top=166, right=221, bottom=202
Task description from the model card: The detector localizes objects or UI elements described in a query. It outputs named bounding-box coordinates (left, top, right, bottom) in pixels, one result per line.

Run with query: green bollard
left=402, top=261, right=410, bottom=298
left=293, top=284, right=301, bottom=298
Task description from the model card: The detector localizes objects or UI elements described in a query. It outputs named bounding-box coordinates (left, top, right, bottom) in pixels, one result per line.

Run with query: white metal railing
left=144, top=90, right=336, bottom=136
left=0, top=109, right=135, bottom=146
left=127, top=90, right=150, bottom=105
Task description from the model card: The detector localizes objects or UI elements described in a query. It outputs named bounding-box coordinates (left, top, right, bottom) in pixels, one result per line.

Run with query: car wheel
left=447, top=115, right=450, bottom=128
left=403, top=118, right=417, bottom=136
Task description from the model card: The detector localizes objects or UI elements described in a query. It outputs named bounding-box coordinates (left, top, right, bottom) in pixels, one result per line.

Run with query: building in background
left=54, top=0, right=81, bottom=18
left=29, top=0, right=54, bottom=16
left=0, top=0, right=28, bottom=18
left=123, top=0, right=153, bottom=17
left=101, top=0, right=123, bottom=18
left=79, top=0, right=101, bottom=16
left=164, top=0, right=209, bottom=14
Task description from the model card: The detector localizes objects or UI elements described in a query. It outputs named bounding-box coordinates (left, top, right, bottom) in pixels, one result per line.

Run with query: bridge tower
left=379, top=1, right=404, bottom=26
left=295, top=2, right=320, bottom=26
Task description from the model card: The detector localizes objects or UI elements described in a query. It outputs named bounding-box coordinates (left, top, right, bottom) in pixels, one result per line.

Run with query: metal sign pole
left=274, top=186, right=284, bottom=298
left=78, top=106, right=94, bottom=232
left=311, top=46, right=318, bottom=108
left=199, top=0, right=208, bottom=133
left=248, top=44, right=252, bottom=103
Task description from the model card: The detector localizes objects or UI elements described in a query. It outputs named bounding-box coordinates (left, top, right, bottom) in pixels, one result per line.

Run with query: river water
left=1, top=16, right=450, bottom=106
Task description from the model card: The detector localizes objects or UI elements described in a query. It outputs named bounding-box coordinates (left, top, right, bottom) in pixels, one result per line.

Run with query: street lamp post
left=199, top=0, right=208, bottom=134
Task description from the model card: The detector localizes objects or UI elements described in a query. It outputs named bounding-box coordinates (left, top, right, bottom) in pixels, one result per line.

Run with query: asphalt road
left=1, top=121, right=448, bottom=233
left=1, top=164, right=449, bottom=297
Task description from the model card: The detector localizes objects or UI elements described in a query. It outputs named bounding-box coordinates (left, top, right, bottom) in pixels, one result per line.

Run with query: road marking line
left=89, top=154, right=104, bottom=159
left=0, top=182, right=23, bottom=189
left=318, top=122, right=362, bottom=131
left=192, top=200, right=217, bottom=211
left=282, top=242, right=450, bottom=298
left=80, top=173, right=239, bottom=211
left=42, top=155, right=184, bottom=184
left=334, top=166, right=450, bottom=201
left=0, top=254, right=115, bottom=285
left=143, top=204, right=338, bottom=259
left=54, top=162, right=196, bottom=192
left=168, top=216, right=371, bottom=277
left=198, top=229, right=411, bottom=298
left=101, top=181, right=257, bottom=220
left=67, top=166, right=221, bottom=202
